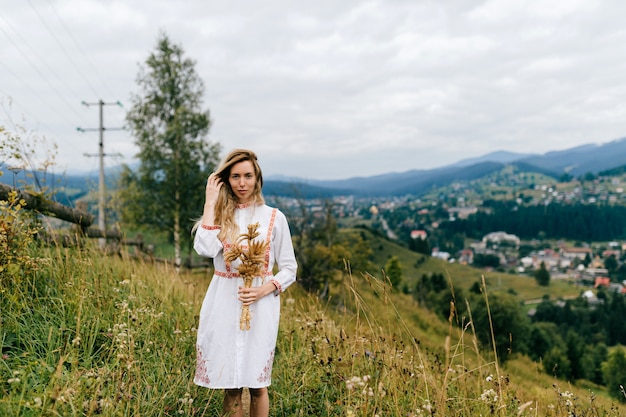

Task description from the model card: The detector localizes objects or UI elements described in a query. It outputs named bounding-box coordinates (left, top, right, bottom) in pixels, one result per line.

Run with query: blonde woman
left=193, top=149, right=297, bottom=417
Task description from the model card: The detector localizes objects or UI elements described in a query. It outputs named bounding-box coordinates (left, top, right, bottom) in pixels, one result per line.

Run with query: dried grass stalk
left=225, top=222, right=268, bottom=330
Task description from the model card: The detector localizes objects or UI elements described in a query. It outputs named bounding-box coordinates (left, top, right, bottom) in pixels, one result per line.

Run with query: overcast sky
left=2, top=0, right=626, bottom=180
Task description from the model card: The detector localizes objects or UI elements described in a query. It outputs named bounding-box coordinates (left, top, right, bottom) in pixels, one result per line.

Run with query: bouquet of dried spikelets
left=224, top=222, right=268, bottom=330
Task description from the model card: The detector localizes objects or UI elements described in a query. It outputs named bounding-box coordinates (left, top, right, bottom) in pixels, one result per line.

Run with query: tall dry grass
left=2, top=236, right=625, bottom=416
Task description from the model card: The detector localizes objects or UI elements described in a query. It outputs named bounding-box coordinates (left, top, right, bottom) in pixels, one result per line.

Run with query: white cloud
left=1, top=0, right=625, bottom=180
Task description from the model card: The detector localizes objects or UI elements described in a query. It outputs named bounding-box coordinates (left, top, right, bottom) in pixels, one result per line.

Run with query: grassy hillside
left=361, top=227, right=580, bottom=302
left=2, top=232, right=625, bottom=416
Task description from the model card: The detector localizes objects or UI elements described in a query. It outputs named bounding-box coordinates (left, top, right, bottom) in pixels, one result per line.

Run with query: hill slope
left=4, top=137, right=626, bottom=199
left=2, top=222, right=624, bottom=415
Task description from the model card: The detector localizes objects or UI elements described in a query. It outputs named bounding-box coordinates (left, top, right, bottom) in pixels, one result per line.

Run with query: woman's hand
left=238, top=283, right=275, bottom=306
left=205, top=173, right=222, bottom=206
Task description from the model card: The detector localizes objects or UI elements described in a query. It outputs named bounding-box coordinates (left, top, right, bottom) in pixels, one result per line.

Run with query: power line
left=45, top=0, right=116, bottom=99
left=0, top=13, right=88, bottom=108
left=0, top=64, right=67, bottom=126
left=0, top=20, right=88, bottom=124
left=27, top=0, right=102, bottom=98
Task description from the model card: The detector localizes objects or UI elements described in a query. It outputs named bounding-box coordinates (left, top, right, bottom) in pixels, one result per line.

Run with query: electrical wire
left=26, top=0, right=103, bottom=99
left=46, top=0, right=117, bottom=99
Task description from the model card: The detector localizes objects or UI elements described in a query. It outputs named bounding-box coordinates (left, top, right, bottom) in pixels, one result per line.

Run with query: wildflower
left=33, top=397, right=42, bottom=407
left=7, top=378, right=20, bottom=384
left=99, top=398, right=113, bottom=408
left=178, top=393, right=193, bottom=405
left=486, top=374, right=493, bottom=382
left=374, top=383, right=385, bottom=398
left=559, top=390, right=574, bottom=407
left=480, top=388, right=498, bottom=403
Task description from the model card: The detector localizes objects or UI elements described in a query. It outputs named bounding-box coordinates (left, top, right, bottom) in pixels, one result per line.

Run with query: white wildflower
left=480, top=388, right=499, bottom=403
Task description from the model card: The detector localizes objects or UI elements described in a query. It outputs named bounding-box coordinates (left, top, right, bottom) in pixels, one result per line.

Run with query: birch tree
left=121, top=33, right=220, bottom=268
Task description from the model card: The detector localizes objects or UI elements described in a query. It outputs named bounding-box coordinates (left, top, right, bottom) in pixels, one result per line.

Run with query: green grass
left=2, top=238, right=625, bottom=415
left=362, top=227, right=581, bottom=302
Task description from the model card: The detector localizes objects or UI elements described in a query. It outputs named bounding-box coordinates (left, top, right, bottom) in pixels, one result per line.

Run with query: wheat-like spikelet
left=224, top=222, right=269, bottom=330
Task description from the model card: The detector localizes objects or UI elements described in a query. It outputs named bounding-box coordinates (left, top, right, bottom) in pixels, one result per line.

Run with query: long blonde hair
left=194, top=149, right=265, bottom=242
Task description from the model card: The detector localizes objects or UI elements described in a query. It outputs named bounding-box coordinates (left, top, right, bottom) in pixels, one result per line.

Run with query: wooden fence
left=0, top=183, right=210, bottom=269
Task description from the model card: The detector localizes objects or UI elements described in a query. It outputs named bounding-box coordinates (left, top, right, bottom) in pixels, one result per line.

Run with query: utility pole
left=77, top=99, right=123, bottom=249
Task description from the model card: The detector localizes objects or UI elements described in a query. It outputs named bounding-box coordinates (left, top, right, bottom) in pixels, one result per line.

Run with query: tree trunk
left=0, top=183, right=94, bottom=228
left=174, top=188, right=181, bottom=272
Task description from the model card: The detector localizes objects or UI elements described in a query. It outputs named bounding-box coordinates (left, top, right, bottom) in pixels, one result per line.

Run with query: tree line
left=412, top=272, right=626, bottom=401
left=439, top=200, right=626, bottom=241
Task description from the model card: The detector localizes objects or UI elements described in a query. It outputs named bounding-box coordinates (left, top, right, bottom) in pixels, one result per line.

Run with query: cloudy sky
left=1, top=0, right=626, bottom=180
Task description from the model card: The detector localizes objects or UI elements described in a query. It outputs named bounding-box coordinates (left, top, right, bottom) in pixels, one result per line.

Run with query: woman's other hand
left=206, top=173, right=222, bottom=206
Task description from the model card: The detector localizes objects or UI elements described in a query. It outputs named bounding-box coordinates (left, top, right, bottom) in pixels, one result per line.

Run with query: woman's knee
left=248, top=387, right=267, bottom=398
left=224, top=388, right=243, bottom=399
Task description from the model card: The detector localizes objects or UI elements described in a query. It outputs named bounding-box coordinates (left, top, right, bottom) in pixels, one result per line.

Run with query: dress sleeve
left=194, top=225, right=224, bottom=258
left=269, top=210, right=297, bottom=294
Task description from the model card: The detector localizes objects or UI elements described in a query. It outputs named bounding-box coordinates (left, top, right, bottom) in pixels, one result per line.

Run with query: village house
left=458, top=249, right=474, bottom=265
left=447, top=206, right=478, bottom=220
left=533, top=248, right=571, bottom=270
left=482, top=231, right=520, bottom=248
left=602, top=249, right=620, bottom=259
left=431, top=248, right=451, bottom=261
left=410, top=229, right=427, bottom=240
left=580, top=267, right=609, bottom=286
left=561, top=247, right=593, bottom=260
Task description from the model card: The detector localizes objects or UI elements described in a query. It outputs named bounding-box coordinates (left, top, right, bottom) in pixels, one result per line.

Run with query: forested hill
left=439, top=201, right=626, bottom=241
left=3, top=137, right=626, bottom=199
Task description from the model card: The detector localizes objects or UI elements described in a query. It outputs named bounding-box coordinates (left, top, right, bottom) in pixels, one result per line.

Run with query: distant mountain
left=452, top=150, right=537, bottom=167
left=297, top=161, right=507, bottom=197
left=4, top=137, right=626, bottom=200
left=263, top=179, right=350, bottom=198
left=516, top=138, right=626, bottom=176
left=268, top=138, right=626, bottom=197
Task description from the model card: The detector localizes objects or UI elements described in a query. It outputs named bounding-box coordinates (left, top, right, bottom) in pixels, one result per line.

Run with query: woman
left=193, top=149, right=297, bottom=417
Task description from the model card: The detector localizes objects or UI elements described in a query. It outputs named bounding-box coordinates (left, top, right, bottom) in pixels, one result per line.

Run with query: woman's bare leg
left=222, top=388, right=244, bottom=417
left=249, top=387, right=269, bottom=417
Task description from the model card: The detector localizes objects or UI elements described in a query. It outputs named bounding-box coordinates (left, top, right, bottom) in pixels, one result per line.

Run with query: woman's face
left=228, top=160, right=256, bottom=204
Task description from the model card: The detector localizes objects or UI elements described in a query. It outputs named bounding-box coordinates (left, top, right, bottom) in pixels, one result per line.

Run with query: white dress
left=193, top=204, right=297, bottom=389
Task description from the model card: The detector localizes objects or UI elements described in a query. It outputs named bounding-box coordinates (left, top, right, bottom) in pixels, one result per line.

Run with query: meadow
left=3, top=232, right=626, bottom=416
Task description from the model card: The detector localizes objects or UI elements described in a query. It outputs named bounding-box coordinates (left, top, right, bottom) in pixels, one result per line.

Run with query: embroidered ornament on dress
left=224, top=222, right=268, bottom=330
